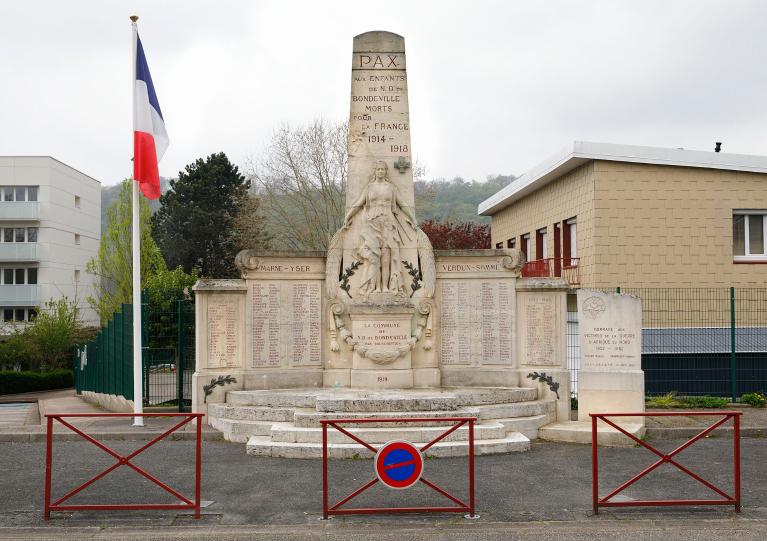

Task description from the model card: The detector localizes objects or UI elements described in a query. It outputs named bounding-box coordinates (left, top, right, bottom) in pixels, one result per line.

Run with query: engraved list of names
left=439, top=280, right=512, bottom=365
left=207, top=297, right=239, bottom=368
left=252, top=281, right=321, bottom=368
left=523, top=296, right=557, bottom=366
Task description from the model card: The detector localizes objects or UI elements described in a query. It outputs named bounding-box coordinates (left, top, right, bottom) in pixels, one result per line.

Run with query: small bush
left=0, top=369, right=73, bottom=395
left=680, top=395, right=730, bottom=409
left=646, top=392, right=683, bottom=409
left=646, top=392, right=730, bottom=409
left=741, top=392, right=767, bottom=408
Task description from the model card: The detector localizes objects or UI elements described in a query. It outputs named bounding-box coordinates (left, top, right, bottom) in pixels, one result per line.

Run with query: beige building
left=479, top=142, right=767, bottom=290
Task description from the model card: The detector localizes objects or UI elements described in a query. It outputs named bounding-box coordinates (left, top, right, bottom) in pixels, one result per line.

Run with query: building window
left=75, top=195, right=81, bottom=208
left=27, top=227, right=37, bottom=242
left=74, top=234, right=81, bottom=245
left=521, top=234, right=530, bottom=260
left=563, top=217, right=577, bottom=264
left=734, top=212, right=767, bottom=261
left=0, top=268, right=37, bottom=285
left=74, top=269, right=80, bottom=282
left=495, top=242, right=503, bottom=249
left=0, top=307, right=36, bottom=322
left=536, top=227, right=548, bottom=259
left=0, top=186, right=38, bottom=202
left=507, top=238, right=516, bottom=249
left=14, top=228, right=25, bottom=243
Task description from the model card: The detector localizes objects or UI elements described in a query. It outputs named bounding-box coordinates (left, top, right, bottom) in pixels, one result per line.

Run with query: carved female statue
left=343, top=160, right=417, bottom=294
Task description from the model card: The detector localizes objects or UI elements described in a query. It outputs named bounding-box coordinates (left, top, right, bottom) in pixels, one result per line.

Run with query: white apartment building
left=0, top=157, right=100, bottom=331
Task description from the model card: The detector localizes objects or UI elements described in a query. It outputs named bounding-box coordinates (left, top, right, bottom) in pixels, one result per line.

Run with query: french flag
left=133, top=34, right=168, bottom=200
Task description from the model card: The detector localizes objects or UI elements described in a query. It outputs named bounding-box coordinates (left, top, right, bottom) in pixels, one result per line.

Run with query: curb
left=645, top=426, right=767, bottom=439
left=0, top=430, right=224, bottom=443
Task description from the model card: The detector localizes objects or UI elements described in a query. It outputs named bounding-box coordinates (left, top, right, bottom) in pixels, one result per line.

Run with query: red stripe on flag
left=133, top=131, right=161, bottom=200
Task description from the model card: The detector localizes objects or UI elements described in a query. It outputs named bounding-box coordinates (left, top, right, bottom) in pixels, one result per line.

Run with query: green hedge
left=0, top=369, right=73, bottom=395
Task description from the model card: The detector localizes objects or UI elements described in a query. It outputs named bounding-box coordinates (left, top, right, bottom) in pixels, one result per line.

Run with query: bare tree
left=232, top=193, right=272, bottom=252
left=247, top=120, right=348, bottom=251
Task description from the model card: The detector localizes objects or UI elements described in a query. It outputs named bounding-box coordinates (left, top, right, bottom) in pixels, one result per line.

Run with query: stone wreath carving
left=327, top=300, right=433, bottom=365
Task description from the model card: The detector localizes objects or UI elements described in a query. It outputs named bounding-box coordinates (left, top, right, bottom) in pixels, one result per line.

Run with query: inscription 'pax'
left=359, top=54, right=399, bottom=68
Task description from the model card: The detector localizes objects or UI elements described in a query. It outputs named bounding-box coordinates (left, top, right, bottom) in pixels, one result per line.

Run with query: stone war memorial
left=192, top=31, right=644, bottom=457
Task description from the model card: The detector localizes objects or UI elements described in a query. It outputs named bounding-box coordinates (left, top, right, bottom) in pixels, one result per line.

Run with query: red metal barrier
left=44, top=413, right=203, bottom=520
left=321, top=417, right=477, bottom=519
left=590, top=411, right=741, bottom=514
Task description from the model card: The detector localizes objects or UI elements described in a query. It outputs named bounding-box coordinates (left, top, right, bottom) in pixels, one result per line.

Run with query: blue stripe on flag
left=136, top=34, right=164, bottom=120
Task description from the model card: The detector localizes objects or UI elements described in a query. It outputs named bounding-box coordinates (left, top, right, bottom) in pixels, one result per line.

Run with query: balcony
left=0, top=243, right=38, bottom=261
left=0, top=202, right=40, bottom=220
left=0, top=285, right=41, bottom=306
left=521, top=257, right=580, bottom=286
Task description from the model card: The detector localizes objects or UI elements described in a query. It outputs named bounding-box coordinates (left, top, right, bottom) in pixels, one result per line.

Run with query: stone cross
left=393, top=156, right=411, bottom=174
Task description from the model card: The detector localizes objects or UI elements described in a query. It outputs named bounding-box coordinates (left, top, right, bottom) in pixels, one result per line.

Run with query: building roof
left=0, top=156, right=101, bottom=185
left=478, top=141, right=767, bottom=216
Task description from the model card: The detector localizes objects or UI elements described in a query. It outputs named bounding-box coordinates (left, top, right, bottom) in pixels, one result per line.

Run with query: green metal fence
left=73, top=296, right=195, bottom=411
left=568, top=287, right=767, bottom=401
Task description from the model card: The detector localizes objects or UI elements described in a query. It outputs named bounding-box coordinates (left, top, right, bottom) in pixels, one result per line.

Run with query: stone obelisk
left=322, top=31, right=437, bottom=389
left=343, top=31, right=418, bottom=293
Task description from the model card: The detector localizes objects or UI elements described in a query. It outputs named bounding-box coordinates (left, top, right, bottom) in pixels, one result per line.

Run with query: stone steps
left=207, top=404, right=296, bottom=422
left=497, top=413, right=557, bottom=440
left=210, top=386, right=556, bottom=458
left=476, top=400, right=556, bottom=419
left=225, top=387, right=538, bottom=411
left=246, top=432, right=531, bottom=459
left=208, top=417, right=274, bottom=443
left=270, top=421, right=506, bottom=444
left=293, top=409, right=480, bottom=428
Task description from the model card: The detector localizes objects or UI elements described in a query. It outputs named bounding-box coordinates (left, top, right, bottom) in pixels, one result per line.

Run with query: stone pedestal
left=577, top=289, right=644, bottom=426
left=348, top=297, right=415, bottom=389
left=516, top=278, right=571, bottom=422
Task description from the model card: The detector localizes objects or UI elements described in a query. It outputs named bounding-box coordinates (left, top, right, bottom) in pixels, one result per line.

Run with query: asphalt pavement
left=0, top=433, right=764, bottom=539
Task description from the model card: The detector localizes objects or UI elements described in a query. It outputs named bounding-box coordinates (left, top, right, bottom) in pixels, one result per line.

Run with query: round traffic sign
left=374, top=440, right=424, bottom=490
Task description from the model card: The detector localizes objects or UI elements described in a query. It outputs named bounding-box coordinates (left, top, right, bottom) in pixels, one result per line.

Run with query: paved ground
left=0, top=389, right=219, bottom=441
left=0, top=433, right=763, bottom=539
left=1, top=390, right=764, bottom=539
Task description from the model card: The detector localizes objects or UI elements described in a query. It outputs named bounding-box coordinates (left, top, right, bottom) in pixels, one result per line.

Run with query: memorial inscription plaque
left=207, top=297, right=239, bottom=368
left=251, top=281, right=322, bottom=368
left=439, top=280, right=512, bottom=365
left=523, top=295, right=556, bottom=366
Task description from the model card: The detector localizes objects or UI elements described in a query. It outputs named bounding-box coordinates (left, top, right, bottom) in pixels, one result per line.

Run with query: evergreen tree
left=86, top=179, right=166, bottom=324
left=152, top=153, right=251, bottom=277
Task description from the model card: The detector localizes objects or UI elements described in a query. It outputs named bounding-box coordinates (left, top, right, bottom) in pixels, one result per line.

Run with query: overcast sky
left=2, top=0, right=766, bottom=186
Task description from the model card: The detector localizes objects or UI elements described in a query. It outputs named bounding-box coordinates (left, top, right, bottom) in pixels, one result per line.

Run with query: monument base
left=351, top=369, right=413, bottom=389
left=577, top=370, right=645, bottom=426
left=243, top=369, right=324, bottom=390
left=441, top=367, right=519, bottom=387
left=323, top=368, right=351, bottom=388
left=412, top=367, right=440, bottom=387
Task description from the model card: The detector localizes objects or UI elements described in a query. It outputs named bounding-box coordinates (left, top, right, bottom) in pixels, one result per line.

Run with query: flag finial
left=130, top=15, right=139, bottom=23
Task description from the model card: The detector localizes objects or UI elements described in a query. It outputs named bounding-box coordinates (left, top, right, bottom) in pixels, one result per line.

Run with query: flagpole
left=130, top=15, right=144, bottom=427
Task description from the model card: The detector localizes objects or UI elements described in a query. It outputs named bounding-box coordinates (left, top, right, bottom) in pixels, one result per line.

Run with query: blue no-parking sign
left=374, top=440, right=424, bottom=490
